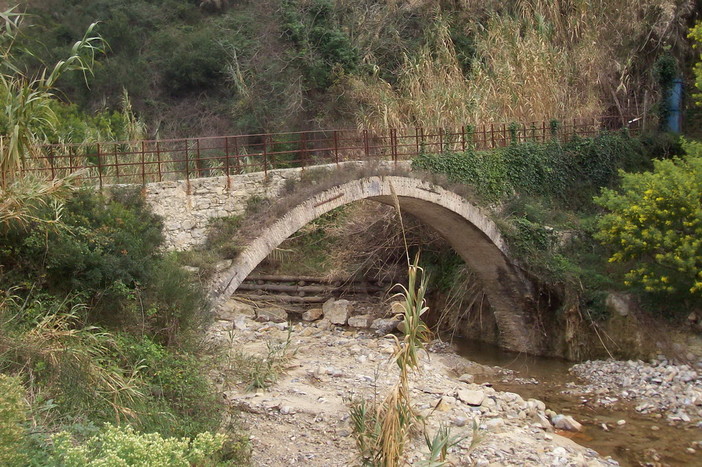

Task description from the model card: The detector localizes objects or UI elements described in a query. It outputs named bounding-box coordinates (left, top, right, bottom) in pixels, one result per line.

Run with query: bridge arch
left=210, top=175, right=541, bottom=354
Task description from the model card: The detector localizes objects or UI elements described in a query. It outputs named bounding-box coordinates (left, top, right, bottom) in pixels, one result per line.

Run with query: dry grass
left=341, top=1, right=695, bottom=130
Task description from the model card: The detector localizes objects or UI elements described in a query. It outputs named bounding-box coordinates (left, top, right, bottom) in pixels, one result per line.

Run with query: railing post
left=96, top=143, right=103, bottom=189
left=233, top=136, right=241, bottom=174
left=184, top=139, right=190, bottom=194
left=461, top=125, right=466, bottom=151
left=439, top=127, right=444, bottom=153
left=141, top=141, right=146, bottom=186
left=262, top=135, right=268, bottom=178
left=300, top=132, right=307, bottom=168
left=156, top=141, right=162, bottom=182
left=490, top=123, right=495, bottom=148
left=333, top=130, right=339, bottom=166
left=114, top=145, right=120, bottom=184
left=224, top=136, right=231, bottom=190
left=196, top=138, right=202, bottom=178
left=391, top=128, right=397, bottom=163
left=363, top=129, right=369, bottom=159
left=542, top=120, right=546, bottom=143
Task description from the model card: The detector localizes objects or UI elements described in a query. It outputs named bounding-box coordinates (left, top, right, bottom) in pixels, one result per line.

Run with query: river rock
left=371, top=317, right=401, bottom=334
left=256, top=306, right=288, bottom=323
left=552, top=414, right=583, bottom=432
left=302, top=308, right=323, bottom=322
left=219, top=298, right=256, bottom=320
left=348, top=314, right=374, bottom=328
left=459, top=373, right=475, bottom=384
left=323, top=298, right=353, bottom=325
left=457, top=389, right=485, bottom=406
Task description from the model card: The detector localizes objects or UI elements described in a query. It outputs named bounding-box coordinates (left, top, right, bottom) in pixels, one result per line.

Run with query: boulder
left=302, top=308, right=323, bottom=322
left=458, top=374, right=475, bottom=384
left=457, top=389, right=485, bottom=406
left=218, top=298, right=256, bottom=321
left=348, top=314, right=374, bottom=328
left=371, top=318, right=401, bottom=334
left=552, top=414, right=582, bottom=432
left=323, top=298, right=353, bottom=325
left=256, top=306, right=288, bottom=323
left=605, top=292, right=634, bottom=317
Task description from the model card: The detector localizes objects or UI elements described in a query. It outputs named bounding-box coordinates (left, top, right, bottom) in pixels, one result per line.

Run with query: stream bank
left=453, top=339, right=702, bottom=466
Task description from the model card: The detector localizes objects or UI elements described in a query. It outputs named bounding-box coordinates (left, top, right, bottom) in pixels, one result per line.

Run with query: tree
left=594, top=140, right=702, bottom=301
left=690, top=21, right=702, bottom=106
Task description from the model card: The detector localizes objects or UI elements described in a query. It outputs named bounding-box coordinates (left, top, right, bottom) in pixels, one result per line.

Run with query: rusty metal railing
left=22, top=116, right=638, bottom=189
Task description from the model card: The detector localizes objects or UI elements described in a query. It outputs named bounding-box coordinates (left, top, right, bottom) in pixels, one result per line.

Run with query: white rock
left=457, top=389, right=485, bottom=406
left=552, top=414, right=583, bottom=432
left=348, top=314, right=374, bottom=328
left=323, top=298, right=353, bottom=325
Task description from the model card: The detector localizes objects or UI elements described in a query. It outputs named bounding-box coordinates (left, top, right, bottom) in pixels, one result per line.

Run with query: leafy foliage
left=412, top=131, right=646, bottom=206
left=595, top=140, right=702, bottom=301
left=281, top=0, right=358, bottom=90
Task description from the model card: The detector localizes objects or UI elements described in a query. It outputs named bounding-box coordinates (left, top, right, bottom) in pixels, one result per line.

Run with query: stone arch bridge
left=143, top=164, right=542, bottom=354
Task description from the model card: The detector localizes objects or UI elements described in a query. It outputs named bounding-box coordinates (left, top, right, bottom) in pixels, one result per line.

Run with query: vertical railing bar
left=196, top=138, right=201, bottom=178
left=233, top=136, right=241, bottom=174
left=333, top=130, right=339, bottom=166
left=184, top=139, right=190, bottom=194
left=262, top=135, right=268, bottom=178
left=96, top=143, right=102, bottom=190
left=300, top=132, right=307, bottom=168
left=156, top=141, right=162, bottom=182
left=363, top=129, right=369, bottom=159
left=461, top=125, right=466, bottom=151
left=224, top=136, right=231, bottom=190
left=542, top=120, right=546, bottom=143
left=141, top=141, right=146, bottom=186
left=114, top=145, right=120, bottom=184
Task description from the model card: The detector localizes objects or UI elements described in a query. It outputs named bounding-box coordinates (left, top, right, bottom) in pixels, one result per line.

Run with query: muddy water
left=453, top=338, right=702, bottom=466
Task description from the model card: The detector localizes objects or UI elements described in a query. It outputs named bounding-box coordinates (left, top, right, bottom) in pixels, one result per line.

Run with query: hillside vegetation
left=14, top=0, right=700, bottom=137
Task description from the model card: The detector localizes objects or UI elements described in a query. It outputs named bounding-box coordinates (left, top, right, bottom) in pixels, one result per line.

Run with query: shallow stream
left=453, top=338, right=702, bottom=466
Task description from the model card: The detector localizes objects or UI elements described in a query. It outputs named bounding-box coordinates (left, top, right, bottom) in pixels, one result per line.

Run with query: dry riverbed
left=206, top=298, right=619, bottom=466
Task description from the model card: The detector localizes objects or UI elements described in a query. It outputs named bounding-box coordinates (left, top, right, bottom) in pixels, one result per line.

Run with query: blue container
left=667, top=78, right=683, bottom=133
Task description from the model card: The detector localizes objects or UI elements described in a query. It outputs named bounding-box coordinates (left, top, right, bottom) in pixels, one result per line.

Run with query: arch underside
left=211, top=176, right=542, bottom=354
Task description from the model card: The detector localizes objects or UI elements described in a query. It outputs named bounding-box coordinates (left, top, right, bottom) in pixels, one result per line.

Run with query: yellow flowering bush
left=48, top=424, right=226, bottom=467
left=595, top=141, right=702, bottom=298
left=690, top=21, right=702, bottom=105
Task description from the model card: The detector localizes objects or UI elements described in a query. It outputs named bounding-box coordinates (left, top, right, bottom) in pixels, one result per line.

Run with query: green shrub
left=0, top=375, right=27, bottom=467
left=0, top=188, right=207, bottom=339
left=595, top=140, right=702, bottom=302
left=412, top=132, right=648, bottom=207
left=115, top=335, right=222, bottom=438
left=47, top=424, right=226, bottom=467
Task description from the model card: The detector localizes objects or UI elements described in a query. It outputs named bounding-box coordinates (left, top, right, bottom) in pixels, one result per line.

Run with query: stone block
left=323, top=298, right=353, bottom=325
left=348, top=314, right=374, bottom=328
